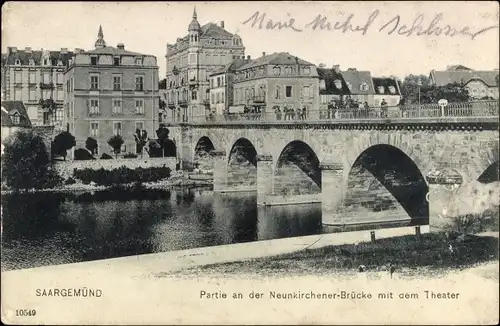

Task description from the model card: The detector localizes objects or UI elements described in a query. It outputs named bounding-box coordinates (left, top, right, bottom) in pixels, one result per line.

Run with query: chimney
left=347, top=68, right=356, bottom=71
left=74, top=48, right=83, bottom=54
left=25, top=47, right=32, bottom=53
left=247, top=55, right=251, bottom=60
left=333, top=64, right=340, bottom=73
left=60, top=48, right=67, bottom=53
left=9, top=47, right=17, bottom=53
left=220, top=21, right=225, bottom=28
left=117, top=43, right=125, bottom=50
left=262, top=52, right=266, bottom=57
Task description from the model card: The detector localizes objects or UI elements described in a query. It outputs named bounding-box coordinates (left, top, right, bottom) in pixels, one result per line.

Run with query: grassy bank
left=173, top=232, right=499, bottom=278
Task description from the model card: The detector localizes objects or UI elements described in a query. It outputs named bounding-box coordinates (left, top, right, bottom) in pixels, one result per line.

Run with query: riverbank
left=0, top=171, right=213, bottom=195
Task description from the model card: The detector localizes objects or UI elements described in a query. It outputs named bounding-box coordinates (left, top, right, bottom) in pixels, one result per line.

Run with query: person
left=275, top=106, right=282, bottom=120
left=363, top=102, right=369, bottom=118
left=381, top=99, right=388, bottom=118
left=296, top=107, right=302, bottom=120
left=302, top=106, right=307, bottom=120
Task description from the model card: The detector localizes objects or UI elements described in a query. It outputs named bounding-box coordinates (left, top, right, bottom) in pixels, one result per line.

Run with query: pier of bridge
left=165, top=102, right=499, bottom=232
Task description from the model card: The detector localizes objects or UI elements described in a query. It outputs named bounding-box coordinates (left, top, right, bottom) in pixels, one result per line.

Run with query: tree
left=134, top=129, right=148, bottom=157
left=318, top=63, right=326, bottom=68
left=400, top=74, right=431, bottom=104
left=85, top=137, right=98, bottom=155
left=2, top=130, right=62, bottom=190
left=419, top=83, right=470, bottom=103
left=107, top=135, right=124, bottom=158
left=159, top=78, right=167, bottom=89
left=52, top=131, right=76, bottom=161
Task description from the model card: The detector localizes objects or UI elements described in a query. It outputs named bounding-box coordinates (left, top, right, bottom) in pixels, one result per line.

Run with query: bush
left=52, top=131, right=76, bottom=161
left=108, top=135, right=124, bottom=158
left=65, top=177, right=77, bottom=185
left=74, top=148, right=95, bottom=160
left=123, top=152, right=138, bottom=159
left=100, top=153, right=113, bottom=160
left=1, top=130, right=62, bottom=190
left=85, top=137, right=98, bottom=155
left=73, top=166, right=172, bottom=186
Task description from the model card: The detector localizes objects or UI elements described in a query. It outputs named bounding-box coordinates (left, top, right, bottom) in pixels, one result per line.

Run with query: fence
left=164, top=100, right=499, bottom=125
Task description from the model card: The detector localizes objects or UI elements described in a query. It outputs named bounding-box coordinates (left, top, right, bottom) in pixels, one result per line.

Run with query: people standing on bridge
left=302, top=106, right=307, bottom=120
left=275, top=106, right=282, bottom=120
left=296, top=107, right=302, bottom=120
left=363, top=102, right=370, bottom=118
left=381, top=99, right=388, bottom=118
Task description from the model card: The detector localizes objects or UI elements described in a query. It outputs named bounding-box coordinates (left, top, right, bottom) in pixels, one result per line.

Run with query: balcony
left=188, top=79, right=199, bottom=87
left=251, top=96, right=266, bottom=104
left=39, top=82, right=54, bottom=89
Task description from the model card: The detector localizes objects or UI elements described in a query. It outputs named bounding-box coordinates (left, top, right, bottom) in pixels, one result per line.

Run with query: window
left=191, top=90, right=197, bottom=100
left=90, top=75, right=99, bottom=90
left=56, top=109, right=64, bottom=121
left=113, top=99, right=122, bottom=114
left=57, top=73, right=63, bottom=84
left=360, top=82, right=369, bottom=91
left=14, top=89, right=22, bottom=101
left=113, top=76, right=122, bottom=91
left=135, top=57, right=143, bottom=65
left=135, top=99, right=144, bottom=114
left=285, top=86, right=292, bottom=98
left=12, top=114, right=20, bottom=124
left=89, top=99, right=99, bottom=114
left=377, top=86, right=385, bottom=94
left=42, top=89, right=51, bottom=100
left=43, top=72, right=50, bottom=84
left=275, top=86, right=280, bottom=99
left=135, top=121, right=144, bottom=131
left=211, top=93, right=215, bottom=104
left=90, top=122, right=99, bottom=137
left=14, top=72, right=22, bottom=84
left=29, top=89, right=36, bottom=101
left=273, top=66, right=281, bottom=76
left=217, top=77, right=221, bottom=87
left=301, top=85, right=311, bottom=98
left=285, top=66, right=292, bottom=74
left=90, top=56, right=97, bottom=65
left=114, top=57, right=120, bottom=66
left=57, top=90, right=64, bottom=101
left=15, top=59, right=21, bottom=66
left=388, top=86, right=396, bottom=94
left=334, top=79, right=342, bottom=89
left=216, top=92, right=220, bottom=103
left=135, top=76, right=144, bottom=91
left=29, top=72, right=36, bottom=84
left=113, top=122, right=122, bottom=136
left=43, top=58, right=48, bottom=66
left=303, top=66, right=311, bottom=75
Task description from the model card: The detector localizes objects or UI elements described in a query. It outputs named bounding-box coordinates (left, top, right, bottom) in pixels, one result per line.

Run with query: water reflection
left=1, top=188, right=322, bottom=271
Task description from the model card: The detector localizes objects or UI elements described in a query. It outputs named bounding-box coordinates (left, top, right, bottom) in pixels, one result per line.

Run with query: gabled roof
left=430, top=70, right=498, bottom=87
left=446, top=65, right=472, bottom=71
left=5, top=49, right=75, bottom=67
left=200, top=23, right=234, bottom=39
left=317, top=68, right=351, bottom=95
left=340, top=69, right=375, bottom=95
left=430, top=69, right=499, bottom=87
left=84, top=46, right=151, bottom=57
left=237, top=52, right=315, bottom=71
left=1, top=101, right=32, bottom=127
left=372, top=77, right=401, bottom=95
left=211, top=58, right=251, bottom=75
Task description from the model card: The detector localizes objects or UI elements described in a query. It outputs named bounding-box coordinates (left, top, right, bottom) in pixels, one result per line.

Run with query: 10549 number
left=16, top=309, right=36, bottom=317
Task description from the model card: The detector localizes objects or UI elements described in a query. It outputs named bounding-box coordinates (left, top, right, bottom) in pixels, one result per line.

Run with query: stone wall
left=55, top=157, right=177, bottom=180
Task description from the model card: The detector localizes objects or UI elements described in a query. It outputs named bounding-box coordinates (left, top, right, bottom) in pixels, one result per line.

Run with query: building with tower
left=64, top=26, right=160, bottom=158
left=165, top=7, right=245, bottom=122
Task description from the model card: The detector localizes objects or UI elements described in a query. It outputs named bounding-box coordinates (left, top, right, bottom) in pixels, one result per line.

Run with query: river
left=1, top=187, right=322, bottom=271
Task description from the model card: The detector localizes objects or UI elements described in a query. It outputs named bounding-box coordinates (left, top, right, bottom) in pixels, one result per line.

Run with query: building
left=2, top=46, right=73, bottom=128
left=209, top=58, right=250, bottom=115
left=429, top=65, right=499, bottom=100
left=340, top=68, right=375, bottom=106
left=232, top=52, right=320, bottom=116
left=371, top=77, right=402, bottom=106
left=165, top=7, right=245, bottom=121
left=317, top=65, right=351, bottom=106
left=1, top=100, right=32, bottom=155
left=64, top=26, right=160, bottom=157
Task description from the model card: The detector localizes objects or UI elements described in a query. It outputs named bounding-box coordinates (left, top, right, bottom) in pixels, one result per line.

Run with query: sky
left=2, top=1, right=499, bottom=79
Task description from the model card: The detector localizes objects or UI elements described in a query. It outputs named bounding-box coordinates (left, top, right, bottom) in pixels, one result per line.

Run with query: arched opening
left=227, top=138, right=257, bottom=189
left=478, top=161, right=499, bottom=184
left=194, top=136, right=215, bottom=171
left=345, top=145, right=428, bottom=224
left=274, top=141, right=321, bottom=197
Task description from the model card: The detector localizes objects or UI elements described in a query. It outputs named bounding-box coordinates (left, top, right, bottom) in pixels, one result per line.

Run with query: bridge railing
left=166, top=100, right=499, bottom=124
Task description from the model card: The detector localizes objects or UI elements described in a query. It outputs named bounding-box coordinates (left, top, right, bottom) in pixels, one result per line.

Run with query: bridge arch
left=274, top=140, right=322, bottom=197
left=478, top=161, right=499, bottom=184
left=193, top=136, right=216, bottom=171
left=227, top=138, right=258, bottom=189
left=345, top=144, right=429, bottom=223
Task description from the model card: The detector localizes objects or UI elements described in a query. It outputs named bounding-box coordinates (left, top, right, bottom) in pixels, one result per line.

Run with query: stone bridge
left=166, top=116, right=499, bottom=232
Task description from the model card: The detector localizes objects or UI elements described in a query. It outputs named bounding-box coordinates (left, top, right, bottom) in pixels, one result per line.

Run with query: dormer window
left=15, top=59, right=21, bottom=66
left=360, top=82, right=369, bottom=91
left=334, top=79, right=342, bottom=89
left=12, top=113, right=20, bottom=124
left=90, top=56, right=98, bottom=66
left=346, top=82, right=353, bottom=91
left=388, top=86, right=396, bottom=94
left=285, top=66, right=292, bottom=74
left=377, top=86, right=385, bottom=93
left=303, top=66, right=310, bottom=75
left=135, top=57, right=143, bottom=65
left=29, top=59, right=35, bottom=66
left=57, top=60, right=63, bottom=66
left=273, top=66, right=281, bottom=76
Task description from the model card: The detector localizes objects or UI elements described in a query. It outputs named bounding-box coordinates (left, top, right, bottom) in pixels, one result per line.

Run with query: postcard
left=1, top=1, right=499, bottom=324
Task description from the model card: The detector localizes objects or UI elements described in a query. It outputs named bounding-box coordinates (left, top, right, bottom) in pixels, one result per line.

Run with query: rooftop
left=1, top=101, right=32, bottom=128
left=237, top=52, right=315, bottom=71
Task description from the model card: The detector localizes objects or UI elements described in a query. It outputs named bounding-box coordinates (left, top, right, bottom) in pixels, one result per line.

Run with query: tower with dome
left=165, top=7, right=245, bottom=121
